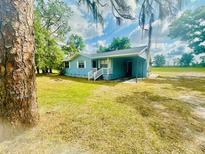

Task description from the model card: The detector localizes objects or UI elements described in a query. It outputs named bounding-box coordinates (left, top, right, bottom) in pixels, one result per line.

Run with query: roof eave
left=91, top=46, right=148, bottom=59
left=91, top=53, right=139, bottom=59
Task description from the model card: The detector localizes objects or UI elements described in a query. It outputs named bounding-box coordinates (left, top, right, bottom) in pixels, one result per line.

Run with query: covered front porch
left=88, top=56, right=147, bottom=80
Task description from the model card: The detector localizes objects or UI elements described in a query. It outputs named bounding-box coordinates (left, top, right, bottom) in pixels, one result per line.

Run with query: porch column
left=107, top=58, right=111, bottom=74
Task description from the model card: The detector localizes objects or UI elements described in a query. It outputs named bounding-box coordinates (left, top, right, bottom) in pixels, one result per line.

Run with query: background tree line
left=34, top=0, right=85, bottom=74
left=153, top=53, right=205, bottom=67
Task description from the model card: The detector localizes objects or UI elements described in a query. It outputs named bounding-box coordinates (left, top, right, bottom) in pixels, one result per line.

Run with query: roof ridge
left=82, top=45, right=148, bottom=56
left=64, top=46, right=148, bottom=61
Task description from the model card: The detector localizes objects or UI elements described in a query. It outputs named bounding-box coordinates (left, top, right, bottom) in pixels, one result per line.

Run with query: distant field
left=151, top=66, right=205, bottom=73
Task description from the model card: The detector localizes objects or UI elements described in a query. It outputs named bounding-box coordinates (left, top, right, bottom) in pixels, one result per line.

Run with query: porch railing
left=88, top=68, right=97, bottom=80
left=94, top=68, right=112, bottom=81
left=88, top=68, right=112, bottom=81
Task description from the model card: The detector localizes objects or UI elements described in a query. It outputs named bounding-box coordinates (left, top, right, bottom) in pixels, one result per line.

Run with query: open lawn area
left=1, top=68, right=205, bottom=154
left=152, top=67, right=205, bottom=73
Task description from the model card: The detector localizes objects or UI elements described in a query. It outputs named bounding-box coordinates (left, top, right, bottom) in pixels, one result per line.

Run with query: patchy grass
left=0, top=72, right=205, bottom=154
left=145, top=77, right=205, bottom=93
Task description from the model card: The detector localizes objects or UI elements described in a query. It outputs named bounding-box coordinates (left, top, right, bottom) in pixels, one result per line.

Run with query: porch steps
left=88, top=68, right=111, bottom=81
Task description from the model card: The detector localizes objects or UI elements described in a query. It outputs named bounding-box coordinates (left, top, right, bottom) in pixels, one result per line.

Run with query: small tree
left=34, top=12, right=64, bottom=74
left=69, top=34, right=85, bottom=51
left=153, top=55, right=166, bottom=67
left=180, top=53, right=194, bottom=66
left=109, top=37, right=131, bottom=51
left=62, top=34, right=85, bottom=56
left=98, top=37, right=131, bottom=52
left=34, top=11, right=47, bottom=74
left=62, top=44, right=78, bottom=55
left=34, top=0, right=71, bottom=74
left=46, top=38, right=64, bottom=73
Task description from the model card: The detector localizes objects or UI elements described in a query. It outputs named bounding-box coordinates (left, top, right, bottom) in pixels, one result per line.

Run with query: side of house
left=64, top=55, right=92, bottom=78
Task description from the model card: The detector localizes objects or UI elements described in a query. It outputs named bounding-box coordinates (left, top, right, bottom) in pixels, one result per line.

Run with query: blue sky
left=66, top=0, right=205, bottom=64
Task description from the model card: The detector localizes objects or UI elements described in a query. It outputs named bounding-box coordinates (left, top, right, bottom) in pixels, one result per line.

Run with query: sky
left=66, top=0, right=205, bottom=64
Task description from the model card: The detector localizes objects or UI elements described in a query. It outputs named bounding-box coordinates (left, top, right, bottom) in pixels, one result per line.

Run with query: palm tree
left=79, top=0, right=184, bottom=75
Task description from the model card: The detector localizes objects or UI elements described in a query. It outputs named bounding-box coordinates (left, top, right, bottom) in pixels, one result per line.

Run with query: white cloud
left=97, top=40, right=106, bottom=47
left=195, top=31, right=201, bottom=35
left=192, top=37, right=200, bottom=42
left=83, top=44, right=97, bottom=54
left=200, top=20, right=205, bottom=26
left=69, top=5, right=104, bottom=40
left=199, top=41, right=205, bottom=46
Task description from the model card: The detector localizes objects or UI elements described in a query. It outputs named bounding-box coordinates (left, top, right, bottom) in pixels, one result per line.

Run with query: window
left=100, top=59, right=108, bottom=68
left=65, top=62, right=70, bottom=68
left=78, top=60, right=86, bottom=68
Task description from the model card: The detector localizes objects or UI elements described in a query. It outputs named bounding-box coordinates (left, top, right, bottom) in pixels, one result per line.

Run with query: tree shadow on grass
left=37, top=74, right=119, bottom=87
left=115, top=91, right=205, bottom=143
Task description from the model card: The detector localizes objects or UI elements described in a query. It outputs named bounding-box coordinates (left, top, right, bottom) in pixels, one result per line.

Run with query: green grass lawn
left=152, top=66, right=205, bottom=72
left=1, top=70, right=205, bottom=154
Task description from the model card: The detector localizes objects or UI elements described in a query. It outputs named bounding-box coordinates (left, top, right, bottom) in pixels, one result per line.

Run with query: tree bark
left=0, top=0, right=39, bottom=126
left=36, top=67, right=40, bottom=74
left=42, top=69, right=45, bottom=74
left=45, top=67, right=48, bottom=74
left=49, top=68, right=52, bottom=73
left=146, top=13, right=154, bottom=76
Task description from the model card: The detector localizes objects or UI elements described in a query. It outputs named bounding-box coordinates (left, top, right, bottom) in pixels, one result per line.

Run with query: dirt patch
left=153, top=104, right=166, bottom=110
left=194, top=107, right=205, bottom=120
left=177, top=72, right=205, bottom=78
left=149, top=73, right=159, bottom=79
left=178, top=94, right=205, bottom=120
left=194, top=133, right=205, bottom=153
left=179, top=95, right=205, bottom=106
left=0, top=137, right=89, bottom=154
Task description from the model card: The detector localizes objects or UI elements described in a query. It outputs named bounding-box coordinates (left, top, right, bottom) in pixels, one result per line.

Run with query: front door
left=92, top=60, right=97, bottom=68
left=126, top=62, right=132, bottom=77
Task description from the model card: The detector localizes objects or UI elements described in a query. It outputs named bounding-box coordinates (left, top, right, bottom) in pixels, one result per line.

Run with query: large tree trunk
left=0, top=0, right=39, bottom=126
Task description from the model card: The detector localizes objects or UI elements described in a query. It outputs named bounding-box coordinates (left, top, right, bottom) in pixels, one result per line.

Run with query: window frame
left=77, top=60, right=86, bottom=69
left=65, top=61, right=70, bottom=68
left=100, top=59, right=108, bottom=68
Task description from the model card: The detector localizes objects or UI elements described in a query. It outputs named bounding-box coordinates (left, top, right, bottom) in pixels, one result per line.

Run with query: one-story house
left=63, top=46, right=148, bottom=80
